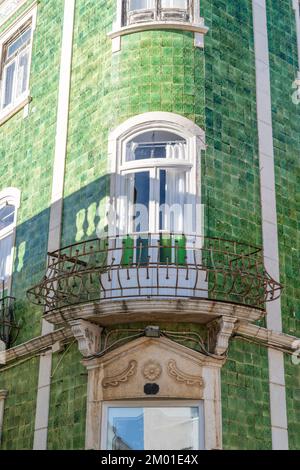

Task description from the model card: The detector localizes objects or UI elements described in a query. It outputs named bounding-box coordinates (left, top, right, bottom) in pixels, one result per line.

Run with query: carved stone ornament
left=207, top=316, right=237, bottom=356
left=102, top=360, right=138, bottom=389
left=167, top=360, right=204, bottom=387
left=142, top=361, right=162, bottom=381
left=70, top=320, right=102, bottom=357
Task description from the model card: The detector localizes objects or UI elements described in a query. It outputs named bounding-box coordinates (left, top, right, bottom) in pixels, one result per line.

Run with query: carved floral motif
left=142, top=361, right=162, bottom=381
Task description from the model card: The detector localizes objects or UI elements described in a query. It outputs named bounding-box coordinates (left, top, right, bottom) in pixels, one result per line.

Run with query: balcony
left=27, top=234, right=282, bottom=327
left=0, top=295, right=19, bottom=348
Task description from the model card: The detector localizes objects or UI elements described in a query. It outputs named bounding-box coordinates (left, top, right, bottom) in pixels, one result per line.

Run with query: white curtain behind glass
left=165, top=169, right=186, bottom=233
left=17, top=49, right=30, bottom=97
left=166, top=142, right=186, bottom=160
left=0, top=234, right=13, bottom=284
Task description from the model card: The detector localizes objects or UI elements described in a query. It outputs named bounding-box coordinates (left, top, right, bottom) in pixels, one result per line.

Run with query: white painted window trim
left=101, top=399, right=205, bottom=450
left=0, top=390, right=8, bottom=445
left=0, top=187, right=20, bottom=293
left=107, top=112, right=205, bottom=238
left=109, top=0, right=208, bottom=52
left=0, top=2, right=37, bottom=124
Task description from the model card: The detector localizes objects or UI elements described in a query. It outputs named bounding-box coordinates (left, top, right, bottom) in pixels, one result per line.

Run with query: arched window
left=123, top=130, right=190, bottom=234
left=0, top=188, right=20, bottom=291
left=108, top=112, right=205, bottom=237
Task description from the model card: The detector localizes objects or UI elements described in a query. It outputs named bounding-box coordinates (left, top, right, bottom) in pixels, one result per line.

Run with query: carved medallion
left=142, top=361, right=162, bottom=381
left=102, top=360, right=137, bottom=388
left=167, top=360, right=204, bottom=387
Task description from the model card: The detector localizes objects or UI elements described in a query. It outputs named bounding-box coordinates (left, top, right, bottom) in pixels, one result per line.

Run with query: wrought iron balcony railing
left=0, top=296, right=19, bottom=348
left=27, top=233, right=282, bottom=314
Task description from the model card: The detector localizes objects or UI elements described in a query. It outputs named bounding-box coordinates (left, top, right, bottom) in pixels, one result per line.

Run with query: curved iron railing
left=0, top=296, right=19, bottom=347
left=27, top=233, right=283, bottom=313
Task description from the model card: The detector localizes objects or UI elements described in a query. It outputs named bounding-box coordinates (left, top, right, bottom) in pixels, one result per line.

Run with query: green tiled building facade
left=0, top=0, right=299, bottom=450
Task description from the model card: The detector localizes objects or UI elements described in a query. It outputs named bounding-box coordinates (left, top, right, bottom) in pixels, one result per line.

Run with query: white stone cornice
left=0, top=327, right=73, bottom=365
left=108, top=20, right=209, bottom=39
left=236, top=323, right=300, bottom=354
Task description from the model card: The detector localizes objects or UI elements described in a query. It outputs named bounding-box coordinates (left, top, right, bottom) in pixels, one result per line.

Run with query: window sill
left=0, top=96, right=31, bottom=127
left=108, top=19, right=209, bottom=51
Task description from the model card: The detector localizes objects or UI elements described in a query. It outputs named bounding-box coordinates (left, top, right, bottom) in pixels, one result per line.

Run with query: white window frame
left=0, top=3, right=37, bottom=123
left=109, top=0, right=208, bottom=52
left=108, top=112, right=206, bottom=238
left=0, top=187, right=20, bottom=293
left=101, top=399, right=205, bottom=450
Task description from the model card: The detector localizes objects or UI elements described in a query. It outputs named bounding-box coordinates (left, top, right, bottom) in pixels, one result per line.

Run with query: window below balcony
left=102, top=401, right=204, bottom=451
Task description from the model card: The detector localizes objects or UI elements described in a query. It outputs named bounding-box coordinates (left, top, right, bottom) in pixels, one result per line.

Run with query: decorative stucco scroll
left=167, top=359, right=204, bottom=387
left=102, top=360, right=137, bottom=388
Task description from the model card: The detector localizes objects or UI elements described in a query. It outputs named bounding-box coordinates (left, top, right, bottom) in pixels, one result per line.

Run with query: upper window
left=0, top=5, right=36, bottom=119
left=0, top=188, right=20, bottom=290
left=123, top=0, right=192, bottom=26
left=0, top=23, right=32, bottom=111
left=122, top=130, right=189, bottom=234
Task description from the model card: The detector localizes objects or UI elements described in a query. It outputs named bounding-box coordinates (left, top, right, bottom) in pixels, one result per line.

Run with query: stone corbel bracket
left=207, top=316, right=238, bottom=356
left=70, top=320, right=102, bottom=357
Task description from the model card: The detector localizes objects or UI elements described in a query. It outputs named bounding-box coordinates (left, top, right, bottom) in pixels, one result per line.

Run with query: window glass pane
left=128, top=0, right=155, bottom=11
left=2, top=61, right=16, bottom=108
left=107, top=406, right=200, bottom=450
left=108, top=408, right=144, bottom=450
left=16, top=49, right=29, bottom=97
left=7, top=28, right=31, bottom=58
left=0, top=234, right=13, bottom=283
left=126, top=131, right=186, bottom=162
left=133, top=171, right=150, bottom=233
left=0, top=205, right=15, bottom=231
left=161, top=0, right=188, bottom=8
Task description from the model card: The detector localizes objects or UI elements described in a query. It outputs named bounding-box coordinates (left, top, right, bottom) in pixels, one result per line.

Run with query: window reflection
left=107, top=406, right=200, bottom=450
